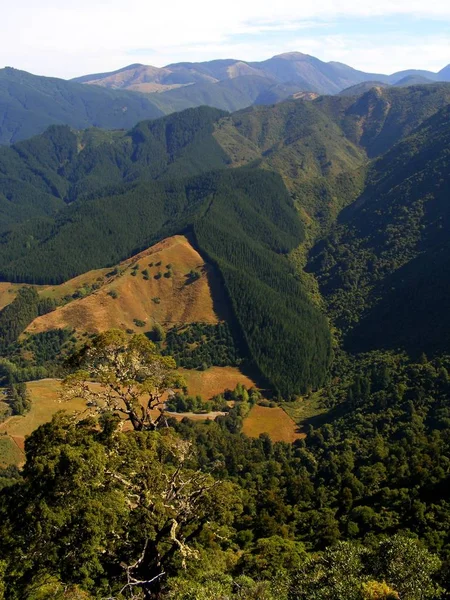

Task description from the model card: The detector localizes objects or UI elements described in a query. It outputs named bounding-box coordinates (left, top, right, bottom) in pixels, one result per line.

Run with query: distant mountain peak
left=272, top=52, right=310, bottom=60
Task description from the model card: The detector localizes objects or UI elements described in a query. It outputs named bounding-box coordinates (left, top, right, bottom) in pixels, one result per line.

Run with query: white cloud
left=291, top=34, right=450, bottom=73
left=0, top=0, right=449, bottom=77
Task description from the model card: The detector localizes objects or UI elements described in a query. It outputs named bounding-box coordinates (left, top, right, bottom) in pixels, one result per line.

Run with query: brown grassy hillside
left=25, top=235, right=227, bottom=336
left=242, top=404, right=304, bottom=443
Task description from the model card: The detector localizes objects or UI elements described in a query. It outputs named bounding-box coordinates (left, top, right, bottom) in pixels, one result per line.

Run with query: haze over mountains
left=1, top=51, right=449, bottom=144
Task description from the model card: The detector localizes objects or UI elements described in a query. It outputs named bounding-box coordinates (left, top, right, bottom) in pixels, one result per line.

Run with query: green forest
left=1, top=83, right=450, bottom=598
left=1, top=336, right=450, bottom=598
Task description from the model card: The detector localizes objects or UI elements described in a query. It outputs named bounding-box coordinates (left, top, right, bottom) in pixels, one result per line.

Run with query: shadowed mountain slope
left=308, top=104, right=450, bottom=356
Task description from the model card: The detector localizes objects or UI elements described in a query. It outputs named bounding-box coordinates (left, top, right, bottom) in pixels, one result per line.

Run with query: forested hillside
left=315, top=83, right=450, bottom=157
left=0, top=68, right=164, bottom=145
left=1, top=85, right=450, bottom=393
left=0, top=164, right=330, bottom=396
left=309, top=103, right=450, bottom=356
left=1, top=345, right=450, bottom=598
left=214, top=99, right=366, bottom=234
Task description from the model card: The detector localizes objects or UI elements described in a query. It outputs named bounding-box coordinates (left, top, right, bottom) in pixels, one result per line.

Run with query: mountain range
left=1, top=52, right=449, bottom=145
left=1, top=81, right=450, bottom=395
left=73, top=52, right=450, bottom=95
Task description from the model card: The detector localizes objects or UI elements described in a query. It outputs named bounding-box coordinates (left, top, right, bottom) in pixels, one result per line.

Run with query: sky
left=1, top=0, right=449, bottom=78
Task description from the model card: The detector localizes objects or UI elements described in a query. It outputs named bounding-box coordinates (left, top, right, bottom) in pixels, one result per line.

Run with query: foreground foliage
left=1, top=347, right=450, bottom=598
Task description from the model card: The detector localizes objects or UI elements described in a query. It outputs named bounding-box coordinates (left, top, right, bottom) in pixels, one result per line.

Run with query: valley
left=1, top=61, right=450, bottom=598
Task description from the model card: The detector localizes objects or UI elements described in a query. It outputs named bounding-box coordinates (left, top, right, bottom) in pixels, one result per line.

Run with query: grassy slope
left=242, top=404, right=304, bottom=443
left=25, top=235, right=222, bottom=336
left=0, top=436, right=24, bottom=467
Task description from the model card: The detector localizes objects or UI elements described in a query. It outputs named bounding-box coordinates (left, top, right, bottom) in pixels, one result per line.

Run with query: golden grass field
left=0, top=380, right=88, bottom=440
left=242, top=404, right=305, bottom=443
left=0, top=379, right=88, bottom=466
left=25, top=235, right=228, bottom=337
left=0, top=436, right=24, bottom=467
left=179, top=367, right=257, bottom=399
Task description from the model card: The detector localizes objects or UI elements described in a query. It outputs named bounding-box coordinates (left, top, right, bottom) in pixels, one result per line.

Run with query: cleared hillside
left=26, top=236, right=223, bottom=336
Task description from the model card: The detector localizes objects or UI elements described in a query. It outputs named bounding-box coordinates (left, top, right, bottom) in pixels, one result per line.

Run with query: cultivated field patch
left=242, top=404, right=304, bottom=443
left=180, top=366, right=257, bottom=399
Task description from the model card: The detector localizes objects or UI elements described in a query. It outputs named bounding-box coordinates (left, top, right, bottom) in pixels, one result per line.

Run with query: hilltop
left=2, top=53, right=449, bottom=147
left=25, top=235, right=223, bottom=336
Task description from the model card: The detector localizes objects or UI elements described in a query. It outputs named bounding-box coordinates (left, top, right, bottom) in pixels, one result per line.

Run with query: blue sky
left=1, top=0, right=449, bottom=78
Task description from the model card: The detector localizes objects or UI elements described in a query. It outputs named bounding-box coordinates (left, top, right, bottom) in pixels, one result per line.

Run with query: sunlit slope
left=26, top=236, right=222, bottom=335
left=213, top=99, right=366, bottom=232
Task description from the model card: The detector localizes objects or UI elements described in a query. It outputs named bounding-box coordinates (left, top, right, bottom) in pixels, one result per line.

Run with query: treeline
left=0, top=288, right=56, bottom=351
left=0, top=289, right=75, bottom=384
left=0, top=328, right=77, bottom=385
left=0, top=382, right=31, bottom=426
left=166, top=382, right=260, bottom=413
left=2, top=383, right=30, bottom=417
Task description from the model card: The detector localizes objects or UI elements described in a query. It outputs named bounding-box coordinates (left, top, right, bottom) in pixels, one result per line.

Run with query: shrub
left=149, top=323, right=166, bottom=342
